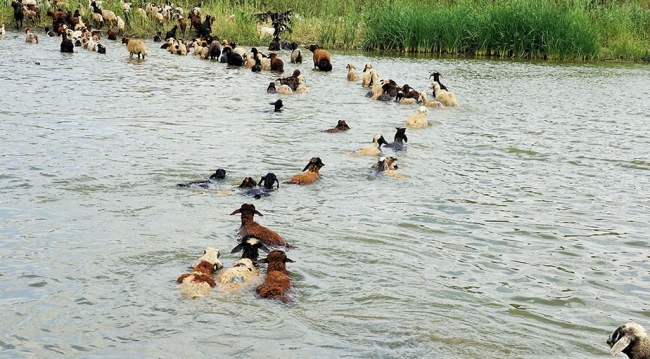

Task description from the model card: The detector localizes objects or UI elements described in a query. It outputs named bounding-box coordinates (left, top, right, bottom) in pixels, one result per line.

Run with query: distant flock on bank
left=2, top=1, right=640, bottom=355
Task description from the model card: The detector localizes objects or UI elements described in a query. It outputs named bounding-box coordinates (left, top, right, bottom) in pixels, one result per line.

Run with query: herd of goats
left=2, top=1, right=647, bottom=356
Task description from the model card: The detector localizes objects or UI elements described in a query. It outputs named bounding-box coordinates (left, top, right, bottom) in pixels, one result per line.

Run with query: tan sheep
left=122, top=36, right=148, bottom=59
left=347, top=134, right=388, bottom=156
left=431, top=82, right=459, bottom=107
left=406, top=106, right=429, bottom=129
left=217, top=258, right=261, bottom=294
left=346, top=63, right=359, bottom=81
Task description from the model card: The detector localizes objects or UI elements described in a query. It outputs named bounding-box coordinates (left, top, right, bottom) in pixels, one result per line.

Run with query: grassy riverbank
left=2, top=0, right=649, bottom=60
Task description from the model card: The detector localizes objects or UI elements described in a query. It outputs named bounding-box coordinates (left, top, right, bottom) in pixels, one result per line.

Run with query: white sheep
left=258, top=25, right=274, bottom=39
left=91, top=12, right=103, bottom=27
left=217, top=258, right=261, bottom=293
left=24, top=28, right=39, bottom=44
left=116, top=16, right=125, bottom=34
left=406, top=106, right=429, bottom=129
left=0, top=24, right=5, bottom=35
left=361, top=64, right=374, bottom=87
left=431, top=82, right=459, bottom=107
left=191, top=247, right=223, bottom=269
left=277, top=84, right=293, bottom=95
left=419, top=92, right=444, bottom=108
left=608, top=323, right=650, bottom=359
left=347, top=134, right=388, bottom=156
left=176, top=247, right=223, bottom=299
left=101, top=9, right=118, bottom=27
left=346, top=63, right=359, bottom=81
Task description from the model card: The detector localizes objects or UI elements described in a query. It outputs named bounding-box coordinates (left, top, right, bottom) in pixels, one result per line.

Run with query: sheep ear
left=274, top=178, right=280, bottom=189
left=231, top=243, right=244, bottom=254
left=254, top=210, right=263, bottom=216
left=284, top=257, right=295, bottom=263
left=259, top=243, right=270, bottom=253
left=403, top=135, right=408, bottom=143
left=230, top=209, right=241, bottom=215
left=611, top=335, right=632, bottom=356
left=255, top=258, right=268, bottom=264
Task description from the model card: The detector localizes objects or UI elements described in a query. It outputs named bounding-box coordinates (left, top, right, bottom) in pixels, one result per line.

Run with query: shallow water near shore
left=1, top=31, right=650, bottom=358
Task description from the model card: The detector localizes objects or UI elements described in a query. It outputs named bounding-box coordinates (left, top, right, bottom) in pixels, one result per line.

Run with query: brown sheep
left=230, top=203, right=288, bottom=247
left=307, top=44, right=331, bottom=71
left=255, top=250, right=295, bottom=302
left=269, top=53, right=284, bottom=72
left=284, top=157, right=324, bottom=185
left=322, top=120, right=350, bottom=133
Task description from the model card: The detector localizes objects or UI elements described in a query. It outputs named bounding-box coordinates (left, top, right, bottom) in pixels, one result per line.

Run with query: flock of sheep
left=3, top=0, right=648, bottom=356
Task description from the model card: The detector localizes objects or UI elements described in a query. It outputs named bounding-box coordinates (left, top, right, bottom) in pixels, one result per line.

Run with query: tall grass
left=1, top=0, right=649, bottom=60
left=362, top=0, right=601, bottom=59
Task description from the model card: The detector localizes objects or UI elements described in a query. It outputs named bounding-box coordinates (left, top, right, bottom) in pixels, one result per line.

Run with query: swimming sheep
left=255, top=250, right=295, bottom=302
left=230, top=203, right=289, bottom=247
left=307, top=44, right=332, bottom=71
left=431, top=82, right=459, bottom=107
left=383, top=127, right=408, bottom=151
left=346, top=63, right=359, bottom=81
left=290, top=42, right=302, bottom=63
left=419, top=92, right=444, bottom=109
left=608, top=323, right=650, bottom=359
left=25, top=28, right=39, bottom=43
left=122, top=36, right=148, bottom=59
left=361, top=64, right=373, bottom=87
left=231, top=235, right=271, bottom=262
left=217, top=258, right=261, bottom=293
left=284, top=157, right=324, bottom=185
left=372, top=156, right=405, bottom=179
left=347, top=134, right=388, bottom=156
left=177, top=247, right=223, bottom=299
left=406, top=106, right=429, bottom=129
left=323, top=120, right=351, bottom=133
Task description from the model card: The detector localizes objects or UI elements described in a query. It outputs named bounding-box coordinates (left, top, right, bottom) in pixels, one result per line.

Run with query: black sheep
left=208, top=40, right=221, bottom=60
left=259, top=173, right=279, bottom=190
left=11, top=0, right=23, bottom=29
left=383, top=127, right=408, bottom=151
left=231, top=235, right=270, bottom=262
left=60, top=32, right=74, bottom=53
left=165, top=25, right=177, bottom=40
left=198, top=15, right=212, bottom=37
left=270, top=99, right=283, bottom=112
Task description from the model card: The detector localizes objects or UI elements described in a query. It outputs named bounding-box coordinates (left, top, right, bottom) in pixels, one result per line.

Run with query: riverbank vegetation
left=1, top=0, right=649, bottom=60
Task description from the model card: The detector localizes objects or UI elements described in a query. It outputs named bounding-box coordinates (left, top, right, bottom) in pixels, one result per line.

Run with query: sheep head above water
left=230, top=203, right=288, bottom=247
left=608, top=323, right=650, bottom=359
left=239, top=177, right=258, bottom=189
left=231, top=235, right=270, bottom=262
left=259, top=173, right=280, bottom=189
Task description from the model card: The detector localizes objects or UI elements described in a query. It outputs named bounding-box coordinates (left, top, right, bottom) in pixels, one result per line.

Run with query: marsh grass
left=1, top=0, right=649, bottom=60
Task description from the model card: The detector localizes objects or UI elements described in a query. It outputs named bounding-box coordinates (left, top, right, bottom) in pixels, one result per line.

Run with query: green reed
left=1, top=0, right=649, bottom=60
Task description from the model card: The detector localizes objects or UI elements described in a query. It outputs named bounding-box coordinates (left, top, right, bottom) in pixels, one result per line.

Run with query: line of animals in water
left=5, top=4, right=644, bottom=355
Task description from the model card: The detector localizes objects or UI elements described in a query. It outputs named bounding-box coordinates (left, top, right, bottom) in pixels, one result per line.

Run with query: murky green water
left=1, top=30, right=650, bottom=358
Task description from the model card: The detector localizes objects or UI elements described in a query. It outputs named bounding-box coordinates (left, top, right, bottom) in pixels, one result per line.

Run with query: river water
left=1, top=30, right=650, bottom=358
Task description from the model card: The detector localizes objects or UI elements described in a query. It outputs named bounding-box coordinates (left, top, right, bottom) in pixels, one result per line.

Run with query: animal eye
left=203, top=250, right=207, bottom=254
